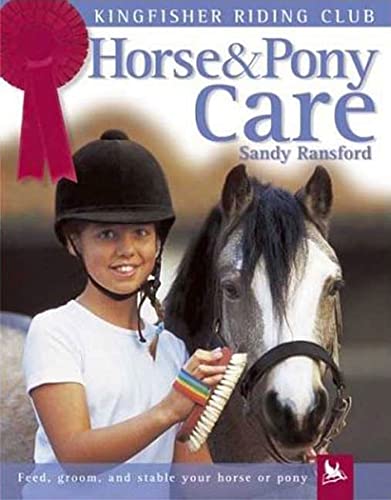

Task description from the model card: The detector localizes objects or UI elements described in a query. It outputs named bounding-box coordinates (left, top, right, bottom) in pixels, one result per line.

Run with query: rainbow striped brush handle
left=174, top=347, right=248, bottom=452
left=173, top=369, right=211, bottom=406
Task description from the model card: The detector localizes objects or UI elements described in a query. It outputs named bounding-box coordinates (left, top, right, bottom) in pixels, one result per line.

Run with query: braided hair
left=137, top=247, right=165, bottom=341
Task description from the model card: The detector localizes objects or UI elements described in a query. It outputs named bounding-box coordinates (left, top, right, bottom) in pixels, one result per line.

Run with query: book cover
left=1, top=1, right=390, bottom=499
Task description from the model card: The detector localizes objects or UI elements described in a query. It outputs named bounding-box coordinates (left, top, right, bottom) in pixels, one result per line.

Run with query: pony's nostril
left=264, top=390, right=280, bottom=422
left=307, top=389, right=329, bottom=429
left=264, top=390, right=297, bottom=433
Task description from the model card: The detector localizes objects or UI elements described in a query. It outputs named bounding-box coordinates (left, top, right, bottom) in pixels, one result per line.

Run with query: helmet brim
left=55, top=210, right=175, bottom=245
left=56, top=209, right=175, bottom=225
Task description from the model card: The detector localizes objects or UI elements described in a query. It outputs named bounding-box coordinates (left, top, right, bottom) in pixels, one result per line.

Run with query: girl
left=22, top=130, right=226, bottom=471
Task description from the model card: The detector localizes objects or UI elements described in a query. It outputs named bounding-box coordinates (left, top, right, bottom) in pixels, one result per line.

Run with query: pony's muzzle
left=263, top=388, right=329, bottom=447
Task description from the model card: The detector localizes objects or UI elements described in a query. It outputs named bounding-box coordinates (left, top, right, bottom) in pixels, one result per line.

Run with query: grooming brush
left=176, top=347, right=247, bottom=452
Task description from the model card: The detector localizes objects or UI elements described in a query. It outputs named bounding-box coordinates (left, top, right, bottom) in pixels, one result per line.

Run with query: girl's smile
left=75, top=223, right=158, bottom=295
left=109, top=264, right=138, bottom=278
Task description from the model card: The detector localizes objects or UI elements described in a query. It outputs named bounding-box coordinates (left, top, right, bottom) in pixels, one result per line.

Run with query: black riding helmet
left=55, top=129, right=175, bottom=245
left=55, top=129, right=175, bottom=341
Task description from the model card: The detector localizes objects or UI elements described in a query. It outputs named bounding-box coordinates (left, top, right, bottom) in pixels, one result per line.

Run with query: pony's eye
left=329, top=279, right=345, bottom=296
left=222, top=280, right=241, bottom=300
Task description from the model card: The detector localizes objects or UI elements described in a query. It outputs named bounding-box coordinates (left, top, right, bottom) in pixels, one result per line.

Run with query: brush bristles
left=187, top=353, right=248, bottom=452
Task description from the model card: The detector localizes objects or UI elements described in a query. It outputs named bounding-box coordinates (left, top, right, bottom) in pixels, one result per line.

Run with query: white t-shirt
left=23, top=300, right=188, bottom=464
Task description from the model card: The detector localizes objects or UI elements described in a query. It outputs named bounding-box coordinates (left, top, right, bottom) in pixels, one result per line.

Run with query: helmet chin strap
left=86, top=272, right=139, bottom=302
left=69, top=238, right=147, bottom=342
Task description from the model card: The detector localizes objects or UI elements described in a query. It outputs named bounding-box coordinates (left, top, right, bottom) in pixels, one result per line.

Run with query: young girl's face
left=74, top=223, right=159, bottom=295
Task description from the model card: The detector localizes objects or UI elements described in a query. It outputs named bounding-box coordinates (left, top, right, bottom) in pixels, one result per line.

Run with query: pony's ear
left=296, top=165, right=333, bottom=237
left=221, top=164, right=253, bottom=219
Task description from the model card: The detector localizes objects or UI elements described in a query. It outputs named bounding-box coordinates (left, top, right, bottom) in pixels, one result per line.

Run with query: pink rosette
left=0, top=0, right=88, bottom=182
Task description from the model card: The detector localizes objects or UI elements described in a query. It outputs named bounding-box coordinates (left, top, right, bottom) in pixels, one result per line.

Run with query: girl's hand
left=163, top=347, right=227, bottom=423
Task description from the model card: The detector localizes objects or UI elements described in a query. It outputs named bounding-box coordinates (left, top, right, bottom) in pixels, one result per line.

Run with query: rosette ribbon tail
left=18, top=83, right=45, bottom=180
left=18, top=63, right=77, bottom=182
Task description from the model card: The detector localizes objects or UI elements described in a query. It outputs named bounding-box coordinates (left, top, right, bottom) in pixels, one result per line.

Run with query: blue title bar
left=70, top=0, right=391, bottom=27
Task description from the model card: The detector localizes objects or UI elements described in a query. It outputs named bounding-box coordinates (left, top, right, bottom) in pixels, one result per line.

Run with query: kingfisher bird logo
left=322, top=458, right=348, bottom=485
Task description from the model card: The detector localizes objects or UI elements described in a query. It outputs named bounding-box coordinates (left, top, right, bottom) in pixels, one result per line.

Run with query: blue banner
left=2, top=462, right=391, bottom=499
left=69, top=0, right=391, bottom=27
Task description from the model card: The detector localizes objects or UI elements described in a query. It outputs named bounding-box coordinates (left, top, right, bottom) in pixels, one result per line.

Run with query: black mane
left=165, top=178, right=306, bottom=341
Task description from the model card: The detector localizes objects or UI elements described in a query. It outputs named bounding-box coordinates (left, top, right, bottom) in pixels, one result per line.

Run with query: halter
left=212, top=293, right=352, bottom=463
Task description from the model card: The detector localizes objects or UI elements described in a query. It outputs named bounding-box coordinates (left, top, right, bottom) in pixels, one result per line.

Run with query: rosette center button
left=21, top=24, right=54, bottom=62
